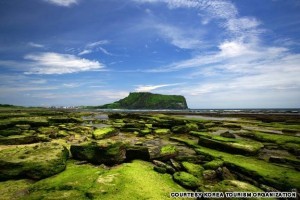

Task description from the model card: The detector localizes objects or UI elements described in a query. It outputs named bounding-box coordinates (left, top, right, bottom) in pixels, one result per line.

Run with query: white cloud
left=97, top=47, right=113, bottom=56
left=155, top=24, right=202, bottom=49
left=135, top=83, right=182, bottom=92
left=43, top=0, right=78, bottom=7
left=78, top=49, right=92, bottom=55
left=86, top=40, right=110, bottom=48
left=28, top=42, right=44, bottom=48
left=23, top=52, right=105, bottom=74
left=133, top=0, right=260, bottom=43
left=78, top=40, right=112, bottom=56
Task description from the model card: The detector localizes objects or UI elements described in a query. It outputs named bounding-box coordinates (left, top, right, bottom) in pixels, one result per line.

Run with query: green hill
left=98, top=92, right=188, bottom=109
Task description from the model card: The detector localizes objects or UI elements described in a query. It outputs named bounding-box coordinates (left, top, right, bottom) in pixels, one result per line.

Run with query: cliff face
left=99, top=92, right=188, bottom=109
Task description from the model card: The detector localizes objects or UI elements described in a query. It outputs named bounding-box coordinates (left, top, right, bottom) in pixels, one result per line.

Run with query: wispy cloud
left=78, top=49, right=92, bottom=55
left=97, top=47, right=113, bottom=56
left=86, top=40, right=110, bottom=48
left=135, top=83, right=182, bottom=92
left=43, top=0, right=78, bottom=7
left=78, top=40, right=112, bottom=56
left=28, top=42, right=44, bottom=48
left=23, top=52, right=105, bottom=74
left=155, top=24, right=202, bottom=49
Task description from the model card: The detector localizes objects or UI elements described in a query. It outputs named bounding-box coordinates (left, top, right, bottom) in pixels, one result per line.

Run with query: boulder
left=220, top=131, right=236, bottom=138
left=173, top=172, right=201, bottom=189
left=203, top=170, right=217, bottom=181
left=153, top=160, right=176, bottom=174
left=181, top=161, right=204, bottom=178
left=92, top=127, right=118, bottom=140
left=126, top=145, right=150, bottom=161
left=153, top=129, right=171, bottom=134
left=0, top=135, right=49, bottom=145
left=203, top=159, right=224, bottom=170
left=70, top=140, right=126, bottom=165
left=0, top=143, right=69, bottom=180
left=170, top=159, right=182, bottom=171
left=138, top=129, right=152, bottom=137
left=158, top=145, right=178, bottom=160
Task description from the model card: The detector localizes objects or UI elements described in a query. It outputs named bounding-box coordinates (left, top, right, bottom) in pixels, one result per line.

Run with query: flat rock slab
left=0, top=143, right=69, bottom=180
left=70, top=140, right=126, bottom=165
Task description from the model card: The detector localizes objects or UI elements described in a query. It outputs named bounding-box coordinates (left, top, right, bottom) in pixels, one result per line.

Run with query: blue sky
left=0, top=0, right=300, bottom=108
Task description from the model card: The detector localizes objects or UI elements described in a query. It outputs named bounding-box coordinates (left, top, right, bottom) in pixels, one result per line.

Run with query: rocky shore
left=0, top=108, right=299, bottom=199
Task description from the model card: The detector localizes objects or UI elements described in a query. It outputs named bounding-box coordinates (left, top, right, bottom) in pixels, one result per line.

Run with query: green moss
left=26, top=190, right=87, bottom=200
left=173, top=172, right=201, bottom=189
left=186, top=123, right=198, bottom=131
left=29, top=160, right=103, bottom=192
left=89, top=160, right=190, bottom=199
left=160, top=145, right=177, bottom=155
left=195, top=146, right=300, bottom=191
left=0, top=143, right=69, bottom=180
left=92, top=127, right=118, bottom=140
left=236, top=131, right=300, bottom=145
left=200, top=180, right=264, bottom=200
left=181, top=162, right=204, bottom=178
left=138, top=129, right=152, bottom=136
left=154, top=129, right=171, bottom=134
left=197, top=135, right=264, bottom=155
left=0, top=179, right=32, bottom=200
left=203, top=159, right=224, bottom=170
left=145, top=123, right=152, bottom=128
left=189, top=131, right=212, bottom=138
left=70, top=140, right=126, bottom=165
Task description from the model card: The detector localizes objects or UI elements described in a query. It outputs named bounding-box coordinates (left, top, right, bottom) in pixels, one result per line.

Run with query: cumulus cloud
left=23, top=52, right=105, bottom=74
left=43, top=0, right=78, bottom=7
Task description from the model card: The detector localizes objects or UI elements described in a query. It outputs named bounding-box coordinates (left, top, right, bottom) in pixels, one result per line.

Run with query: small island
left=96, top=92, right=188, bottom=109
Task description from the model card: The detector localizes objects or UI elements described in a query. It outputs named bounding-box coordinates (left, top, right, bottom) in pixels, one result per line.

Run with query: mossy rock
left=203, top=159, right=224, bottom=170
left=181, top=161, right=204, bottom=178
left=92, top=127, right=118, bottom=140
left=38, top=126, right=59, bottom=135
left=220, top=131, right=236, bottom=138
left=0, top=143, right=69, bottom=180
left=198, top=136, right=263, bottom=155
left=0, top=134, right=50, bottom=145
left=112, top=122, right=125, bottom=128
left=0, top=179, right=32, bottom=200
left=195, top=146, right=300, bottom=191
left=199, top=180, right=264, bottom=200
left=48, top=117, right=82, bottom=124
left=153, top=160, right=176, bottom=174
left=158, top=145, right=178, bottom=160
left=70, top=140, right=126, bottom=165
left=173, top=171, right=201, bottom=189
left=145, top=124, right=152, bottom=128
left=125, top=145, right=150, bottom=161
left=26, top=190, right=87, bottom=200
left=153, top=166, right=167, bottom=174
left=0, top=127, right=22, bottom=137
left=28, top=160, right=189, bottom=200
left=202, top=169, right=217, bottom=181
left=120, top=127, right=141, bottom=133
left=154, top=129, right=171, bottom=134
left=138, top=129, right=152, bottom=136
left=172, top=125, right=189, bottom=134
left=186, top=123, right=199, bottom=131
